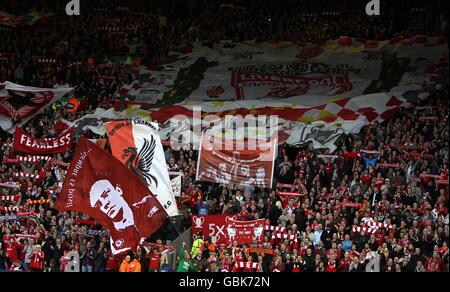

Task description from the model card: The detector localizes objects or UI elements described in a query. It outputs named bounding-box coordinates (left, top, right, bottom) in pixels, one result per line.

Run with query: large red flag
left=55, top=137, right=167, bottom=255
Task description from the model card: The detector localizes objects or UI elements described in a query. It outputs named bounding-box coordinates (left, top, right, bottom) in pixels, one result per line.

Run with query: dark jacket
left=304, top=255, right=316, bottom=272
left=80, top=248, right=97, bottom=266
left=269, top=206, right=282, bottom=226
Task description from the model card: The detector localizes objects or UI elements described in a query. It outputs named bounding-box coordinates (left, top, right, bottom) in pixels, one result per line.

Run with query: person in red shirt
left=339, top=252, right=351, bottom=272
left=326, top=258, right=337, bottom=272
left=426, top=252, right=443, bottom=272
left=360, top=170, right=372, bottom=186
left=28, top=245, right=45, bottom=272
left=188, top=185, right=203, bottom=209
left=106, top=251, right=120, bottom=272
left=8, top=260, right=24, bottom=271
left=438, top=242, right=448, bottom=259
left=292, top=256, right=302, bottom=272
left=237, top=206, right=251, bottom=221
left=148, top=248, right=161, bottom=272
left=221, top=252, right=233, bottom=272
left=5, top=237, right=22, bottom=264
left=270, top=256, right=284, bottom=272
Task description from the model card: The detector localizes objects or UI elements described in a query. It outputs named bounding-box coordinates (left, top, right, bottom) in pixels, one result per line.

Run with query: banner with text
left=13, top=127, right=74, bottom=154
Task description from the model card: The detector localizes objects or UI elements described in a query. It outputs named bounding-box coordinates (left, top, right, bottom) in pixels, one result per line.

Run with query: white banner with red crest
left=0, top=81, right=73, bottom=132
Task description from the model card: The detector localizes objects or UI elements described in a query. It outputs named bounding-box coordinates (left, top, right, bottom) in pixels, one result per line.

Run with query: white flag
left=106, top=118, right=179, bottom=216
left=171, top=175, right=182, bottom=197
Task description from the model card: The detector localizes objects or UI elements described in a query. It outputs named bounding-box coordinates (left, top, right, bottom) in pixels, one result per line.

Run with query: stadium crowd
left=0, top=0, right=448, bottom=272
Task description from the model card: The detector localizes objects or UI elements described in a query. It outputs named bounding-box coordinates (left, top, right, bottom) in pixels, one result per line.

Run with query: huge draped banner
left=55, top=137, right=166, bottom=255
left=0, top=82, right=73, bottom=132
left=106, top=118, right=179, bottom=217
left=120, top=35, right=447, bottom=107
left=13, top=127, right=74, bottom=154
left=74, top=36, right=448, bottom=151
left=115, top=36, right=448, bottom=152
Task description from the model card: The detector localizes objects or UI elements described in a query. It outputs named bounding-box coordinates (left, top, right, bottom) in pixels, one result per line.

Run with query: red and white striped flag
left=271, top=233, right=298, bottom=242
left=13, top=172, right=41, bottom=180
left=265, top=225, right=287, bottom=233
left=0, top=195, right=21, bottom=201
left=365, top=221, right=394, bottom=229
left=352, top=226, right=378, bottom=234
left=17, top=155, right=52, bottom=162
left=234, top=261, right=260, bottom=270
left=0, top=206, right=20, bottom=212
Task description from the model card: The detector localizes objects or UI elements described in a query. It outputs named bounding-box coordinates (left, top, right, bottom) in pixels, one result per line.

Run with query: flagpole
left=171, top=215, right=194, bottom=262
left=173, top=215, right=186, bottom=243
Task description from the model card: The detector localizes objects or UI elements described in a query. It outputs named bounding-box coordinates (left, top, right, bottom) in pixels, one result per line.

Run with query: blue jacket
left=362, top=156, right=379, bottom=169
left=197, top=201, right=210, bottom=216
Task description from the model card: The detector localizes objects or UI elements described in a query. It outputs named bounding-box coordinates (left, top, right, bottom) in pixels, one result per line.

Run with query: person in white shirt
left=313, top=224, right=323, bottom=246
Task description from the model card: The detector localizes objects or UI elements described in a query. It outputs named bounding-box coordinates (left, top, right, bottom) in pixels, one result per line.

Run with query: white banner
left=0, top=81, right=73, bottom=132
left=286, top=120, right=366, bottom=152
left=171, top=175, right=182, bottom=197
left=106, top=118, right=179, bottom=217
left=69, top=108, right=125, bottom=136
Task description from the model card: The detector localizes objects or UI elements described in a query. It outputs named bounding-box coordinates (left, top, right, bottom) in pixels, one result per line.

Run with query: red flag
left=227, top=219, right=266, bottom=245
left=55, top=137, right=167, bottom=255
left=191, top=215, right=237, bottom=245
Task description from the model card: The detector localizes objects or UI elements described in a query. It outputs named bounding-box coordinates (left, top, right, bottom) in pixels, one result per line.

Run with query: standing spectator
left=177, top=242, right=194, bottom=272
left=0, top=242, right=10, bottom=270
left=119, top=253, right=141, bottom=272
left=22, top=238, right=35, bottom=271
left=197, top=199, right=210, bottom=216
left=105, top=250, right=120, bottom=272
left=80, top=242, right=97, bottom=272
left=5, top=237, right=22, bottom=264
left=313, top=224, right=323, bottom=247
left=28, top=245, right=45, bottom=272
left=148, top=248, right=161, bottom=272
left=95, top=242, right=108, bottom=272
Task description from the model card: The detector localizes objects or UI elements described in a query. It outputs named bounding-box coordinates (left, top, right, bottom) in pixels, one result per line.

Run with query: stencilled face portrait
left=240, top=165, right=250, bottom=177
left=256, top=167, right=266, bottom=187
left=89, top=180, right=135, bottom=231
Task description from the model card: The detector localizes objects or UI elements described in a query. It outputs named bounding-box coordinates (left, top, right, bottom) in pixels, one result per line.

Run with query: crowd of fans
left=0, top=0, right=448, bottom=272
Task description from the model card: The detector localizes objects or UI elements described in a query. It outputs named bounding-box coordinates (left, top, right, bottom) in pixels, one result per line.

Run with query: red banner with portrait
left=55, top=137, right=166, bottom=255
left=191, top=216, right=265, bottom=245
left=196, top=132, right=277, bottom=188
left=227, top=219, right=266, bottom=245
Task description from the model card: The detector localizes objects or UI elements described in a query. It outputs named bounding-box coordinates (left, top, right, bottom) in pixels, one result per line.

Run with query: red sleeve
left=344, top=152, right=361, bottom=162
